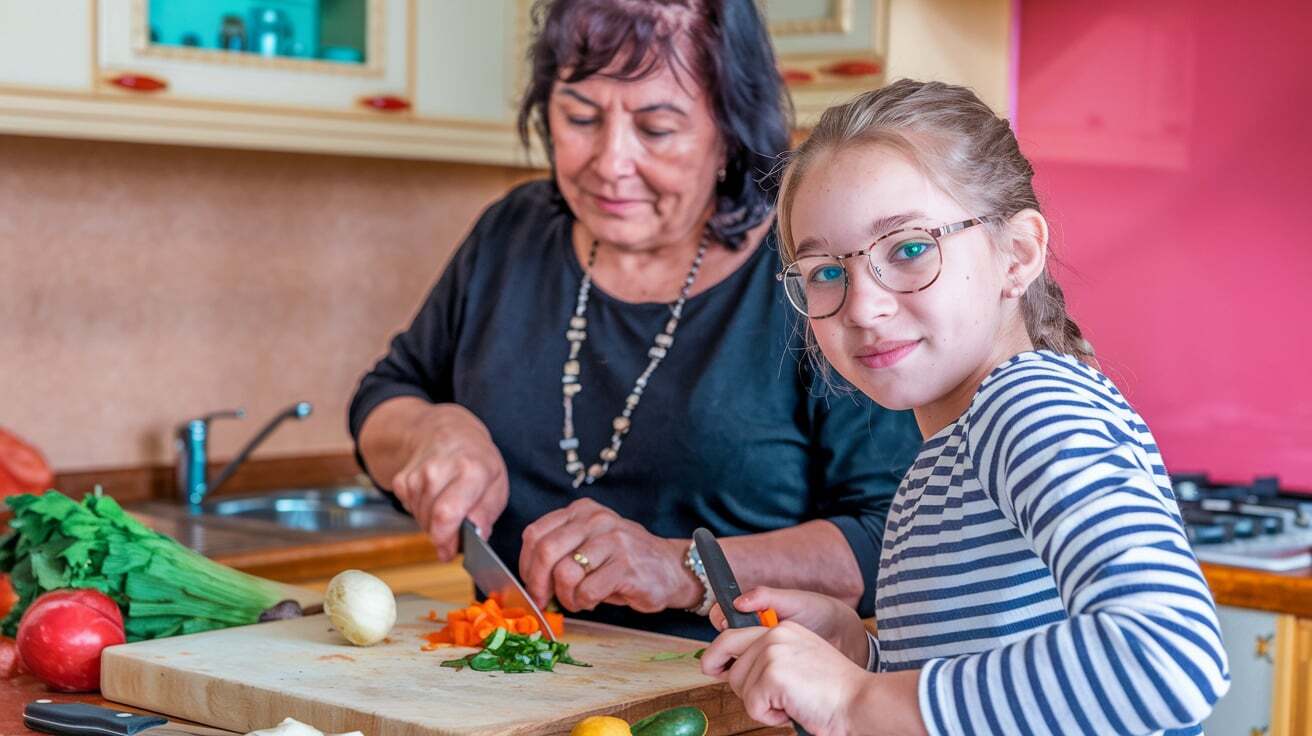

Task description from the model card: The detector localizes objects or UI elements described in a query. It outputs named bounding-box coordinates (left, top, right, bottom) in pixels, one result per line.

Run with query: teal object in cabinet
left=148, top=0, right=322, bottom=58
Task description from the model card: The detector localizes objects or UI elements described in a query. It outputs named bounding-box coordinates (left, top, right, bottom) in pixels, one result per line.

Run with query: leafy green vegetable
left=0, top=489, right=285, bottom=640
left=440, top=627, right=591, bottom=673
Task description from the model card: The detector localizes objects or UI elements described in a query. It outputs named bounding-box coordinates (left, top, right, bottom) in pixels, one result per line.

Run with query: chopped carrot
left=421, top=598, right=569, bottom=650
left=759, top=608, right=779, bottom=628
left=544, top=612, right=565, bottom=637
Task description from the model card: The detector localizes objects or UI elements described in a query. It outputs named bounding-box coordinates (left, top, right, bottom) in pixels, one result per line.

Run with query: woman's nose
left=592, top=120, right=639, bottom=180
left=841, top=260, right=898, bottom=326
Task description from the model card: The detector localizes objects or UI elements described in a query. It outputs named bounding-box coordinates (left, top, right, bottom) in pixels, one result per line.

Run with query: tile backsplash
left=0, top=134, right=533, bottom=471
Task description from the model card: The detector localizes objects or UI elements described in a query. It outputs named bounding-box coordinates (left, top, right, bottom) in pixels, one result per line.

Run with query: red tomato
left=17, top=589, right=125, bottom=692
left=0, top=428, right=53, bottom=496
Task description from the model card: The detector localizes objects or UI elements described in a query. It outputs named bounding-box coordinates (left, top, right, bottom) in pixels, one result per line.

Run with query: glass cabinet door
left=98, top=0, right=412, bottom=113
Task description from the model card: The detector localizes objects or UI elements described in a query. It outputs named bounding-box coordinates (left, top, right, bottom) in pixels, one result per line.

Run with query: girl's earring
left=1007, top=285, right=1024, bottom=298
left=716, top=167, right=726, bottom=183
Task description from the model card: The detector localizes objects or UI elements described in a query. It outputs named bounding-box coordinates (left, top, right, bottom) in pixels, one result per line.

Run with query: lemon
left=570, top=715, right=632, bottom=736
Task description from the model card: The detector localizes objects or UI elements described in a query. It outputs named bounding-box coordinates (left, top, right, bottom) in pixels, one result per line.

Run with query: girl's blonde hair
left=778, top=79, right=1096, bottom=367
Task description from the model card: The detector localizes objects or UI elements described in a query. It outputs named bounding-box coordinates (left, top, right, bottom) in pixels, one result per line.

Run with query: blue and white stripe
left=873, top=351, right=1228, bottom=736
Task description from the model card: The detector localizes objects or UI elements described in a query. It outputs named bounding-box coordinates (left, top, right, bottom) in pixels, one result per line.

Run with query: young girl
left=701, top=80, right=1229, bottom=736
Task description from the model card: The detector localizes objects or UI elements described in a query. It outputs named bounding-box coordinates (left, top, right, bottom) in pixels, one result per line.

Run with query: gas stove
left=1175, top=474, right=1312, bottom=571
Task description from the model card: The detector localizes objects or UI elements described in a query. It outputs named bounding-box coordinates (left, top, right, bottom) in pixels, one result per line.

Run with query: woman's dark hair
left=517, top=0, right=792, bottom=248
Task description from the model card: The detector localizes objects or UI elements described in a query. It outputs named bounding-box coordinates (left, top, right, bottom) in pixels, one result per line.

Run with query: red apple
left=17, top=589, right=126, bottom=692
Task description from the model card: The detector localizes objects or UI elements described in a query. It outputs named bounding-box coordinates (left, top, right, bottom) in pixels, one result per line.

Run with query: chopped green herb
left=441, top=627, right=591, bottom=673
left=643, top=648, right=705, bottom=662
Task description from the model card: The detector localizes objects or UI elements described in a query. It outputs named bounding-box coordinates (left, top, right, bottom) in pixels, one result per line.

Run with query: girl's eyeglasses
left=776, top=216, right=997, bottom=319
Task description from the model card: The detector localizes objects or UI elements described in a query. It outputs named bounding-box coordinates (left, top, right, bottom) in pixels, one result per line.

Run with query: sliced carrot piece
left=759, top=608, right=779, bottom=628
left=450, top=620, right=473, bottom=646
left=545, top=612, right=565, bottom=637
left=501, top=607, right=528, bottom=619
left=447, top=608, right=467, bottom=623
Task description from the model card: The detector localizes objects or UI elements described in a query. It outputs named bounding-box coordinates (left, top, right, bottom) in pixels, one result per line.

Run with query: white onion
left=322, top=569, right=396, bottom=646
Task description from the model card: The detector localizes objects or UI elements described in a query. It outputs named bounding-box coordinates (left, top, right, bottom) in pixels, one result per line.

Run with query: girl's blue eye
left=892, top=240, right=933, bottom=261
left=808, top=264, right=845, bottom=285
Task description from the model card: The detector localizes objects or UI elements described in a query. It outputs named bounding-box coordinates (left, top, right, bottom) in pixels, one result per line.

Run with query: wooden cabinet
left=96, top=0, right=410, bottom=113
left=0, top=1, right=1011, bottom=162
left=767, top=0, right=1013, bottom=125
left=0, top=3, right=92, bottom=90
left=1205, top=605, right=1312, bottom=736
left=0, top=0, right=531, bottom=165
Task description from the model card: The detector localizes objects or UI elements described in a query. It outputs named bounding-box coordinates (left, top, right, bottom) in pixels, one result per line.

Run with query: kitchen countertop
left=128, top=500, right=1312, bottom=619
left=2, top=505, right=1307, bottom=735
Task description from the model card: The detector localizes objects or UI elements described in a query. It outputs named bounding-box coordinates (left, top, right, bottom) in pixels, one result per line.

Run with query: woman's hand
left=701, top=623, right=927, bottom=736
left=710, top=587, right=870, bottom=667
left=518, top=498, right=701, bottom=612
left=389, top=403, right=509, bottom=561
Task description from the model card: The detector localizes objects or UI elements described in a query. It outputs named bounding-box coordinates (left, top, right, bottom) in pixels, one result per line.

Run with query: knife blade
left=692, top=527, right=813, bottom=736
left=459, top=519, right=557, bottom=641
left=23, top=701, right=236, bottom=736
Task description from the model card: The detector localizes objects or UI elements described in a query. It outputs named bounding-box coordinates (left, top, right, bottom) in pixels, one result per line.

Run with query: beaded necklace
left=559, top=232, right=709, bottom=488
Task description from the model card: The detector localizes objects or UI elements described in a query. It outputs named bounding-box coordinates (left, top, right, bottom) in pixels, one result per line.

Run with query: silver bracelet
left=683, top=540, right=716, bottom=617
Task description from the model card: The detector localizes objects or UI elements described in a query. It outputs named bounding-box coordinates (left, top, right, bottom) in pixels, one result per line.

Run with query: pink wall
left=1016, top=0, right=1312, bottom=490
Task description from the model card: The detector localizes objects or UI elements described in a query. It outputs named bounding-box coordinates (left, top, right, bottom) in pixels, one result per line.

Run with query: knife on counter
left=692, top=527, right=813, bottom=736
left=459, top=519, right=557, bottom=641
left=23, top=701, right=236, bottom=736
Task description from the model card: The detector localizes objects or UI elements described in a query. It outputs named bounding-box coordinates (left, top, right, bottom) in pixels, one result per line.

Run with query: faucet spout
left=209, top=401, right=313, bottom=497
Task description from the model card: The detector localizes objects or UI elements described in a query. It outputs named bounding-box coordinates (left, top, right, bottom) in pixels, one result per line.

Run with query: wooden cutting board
left=100, top=596, right=758, bottom=736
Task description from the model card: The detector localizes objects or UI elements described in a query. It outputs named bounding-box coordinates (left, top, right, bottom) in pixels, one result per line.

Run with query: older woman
left=349, top=0, right=920, bottom=639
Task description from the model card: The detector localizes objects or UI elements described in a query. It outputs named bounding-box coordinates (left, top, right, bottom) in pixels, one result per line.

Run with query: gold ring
left=572, top=551, right=592, bottom=571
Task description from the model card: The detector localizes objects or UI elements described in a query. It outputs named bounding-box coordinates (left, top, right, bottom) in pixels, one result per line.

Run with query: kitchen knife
left=692, top=527, right=813, bottom=736
left=459, top=519, right=557, bottom=641
left=23, top=701, right=235, bottom=736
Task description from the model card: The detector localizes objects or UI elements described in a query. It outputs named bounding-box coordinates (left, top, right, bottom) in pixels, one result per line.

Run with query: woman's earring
left=716, top=167, right=726, bottom=183
left=1007, top=285, right=1024, bottom=298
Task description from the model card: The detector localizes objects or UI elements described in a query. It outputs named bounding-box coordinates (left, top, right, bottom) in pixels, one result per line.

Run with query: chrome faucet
left=176, top=401, right=313, bottom=510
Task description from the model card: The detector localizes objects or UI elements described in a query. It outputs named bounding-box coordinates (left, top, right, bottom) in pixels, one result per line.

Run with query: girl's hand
left=710, top=587, right=871, bottom=666
left=701, top=623, right=929, bottom=736
left=700, top=621, right=871, bottom=732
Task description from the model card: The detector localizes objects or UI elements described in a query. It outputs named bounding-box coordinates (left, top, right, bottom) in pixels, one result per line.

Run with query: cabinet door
left=97, top=0, right=411, bottom=114
left=0, top=1, right=92, bottom=90
left=1206, top=605, right=1280, bottom=736
left=412, top=0, right=518, bottom=123
left=765, top=0, right=1012, bottom=123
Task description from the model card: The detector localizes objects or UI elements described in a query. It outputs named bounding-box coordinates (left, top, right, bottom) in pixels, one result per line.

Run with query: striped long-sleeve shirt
left=872, top=351, right=1229, bottom=736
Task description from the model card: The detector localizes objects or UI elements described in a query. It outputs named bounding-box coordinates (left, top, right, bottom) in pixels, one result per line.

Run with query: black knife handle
left=24, top=701, right=168, bottom=736
left=692, top=528, right=760, bottom=629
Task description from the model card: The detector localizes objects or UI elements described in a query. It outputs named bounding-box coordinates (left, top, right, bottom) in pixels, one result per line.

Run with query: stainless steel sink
left=201, top=486, right=418, bottom=533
